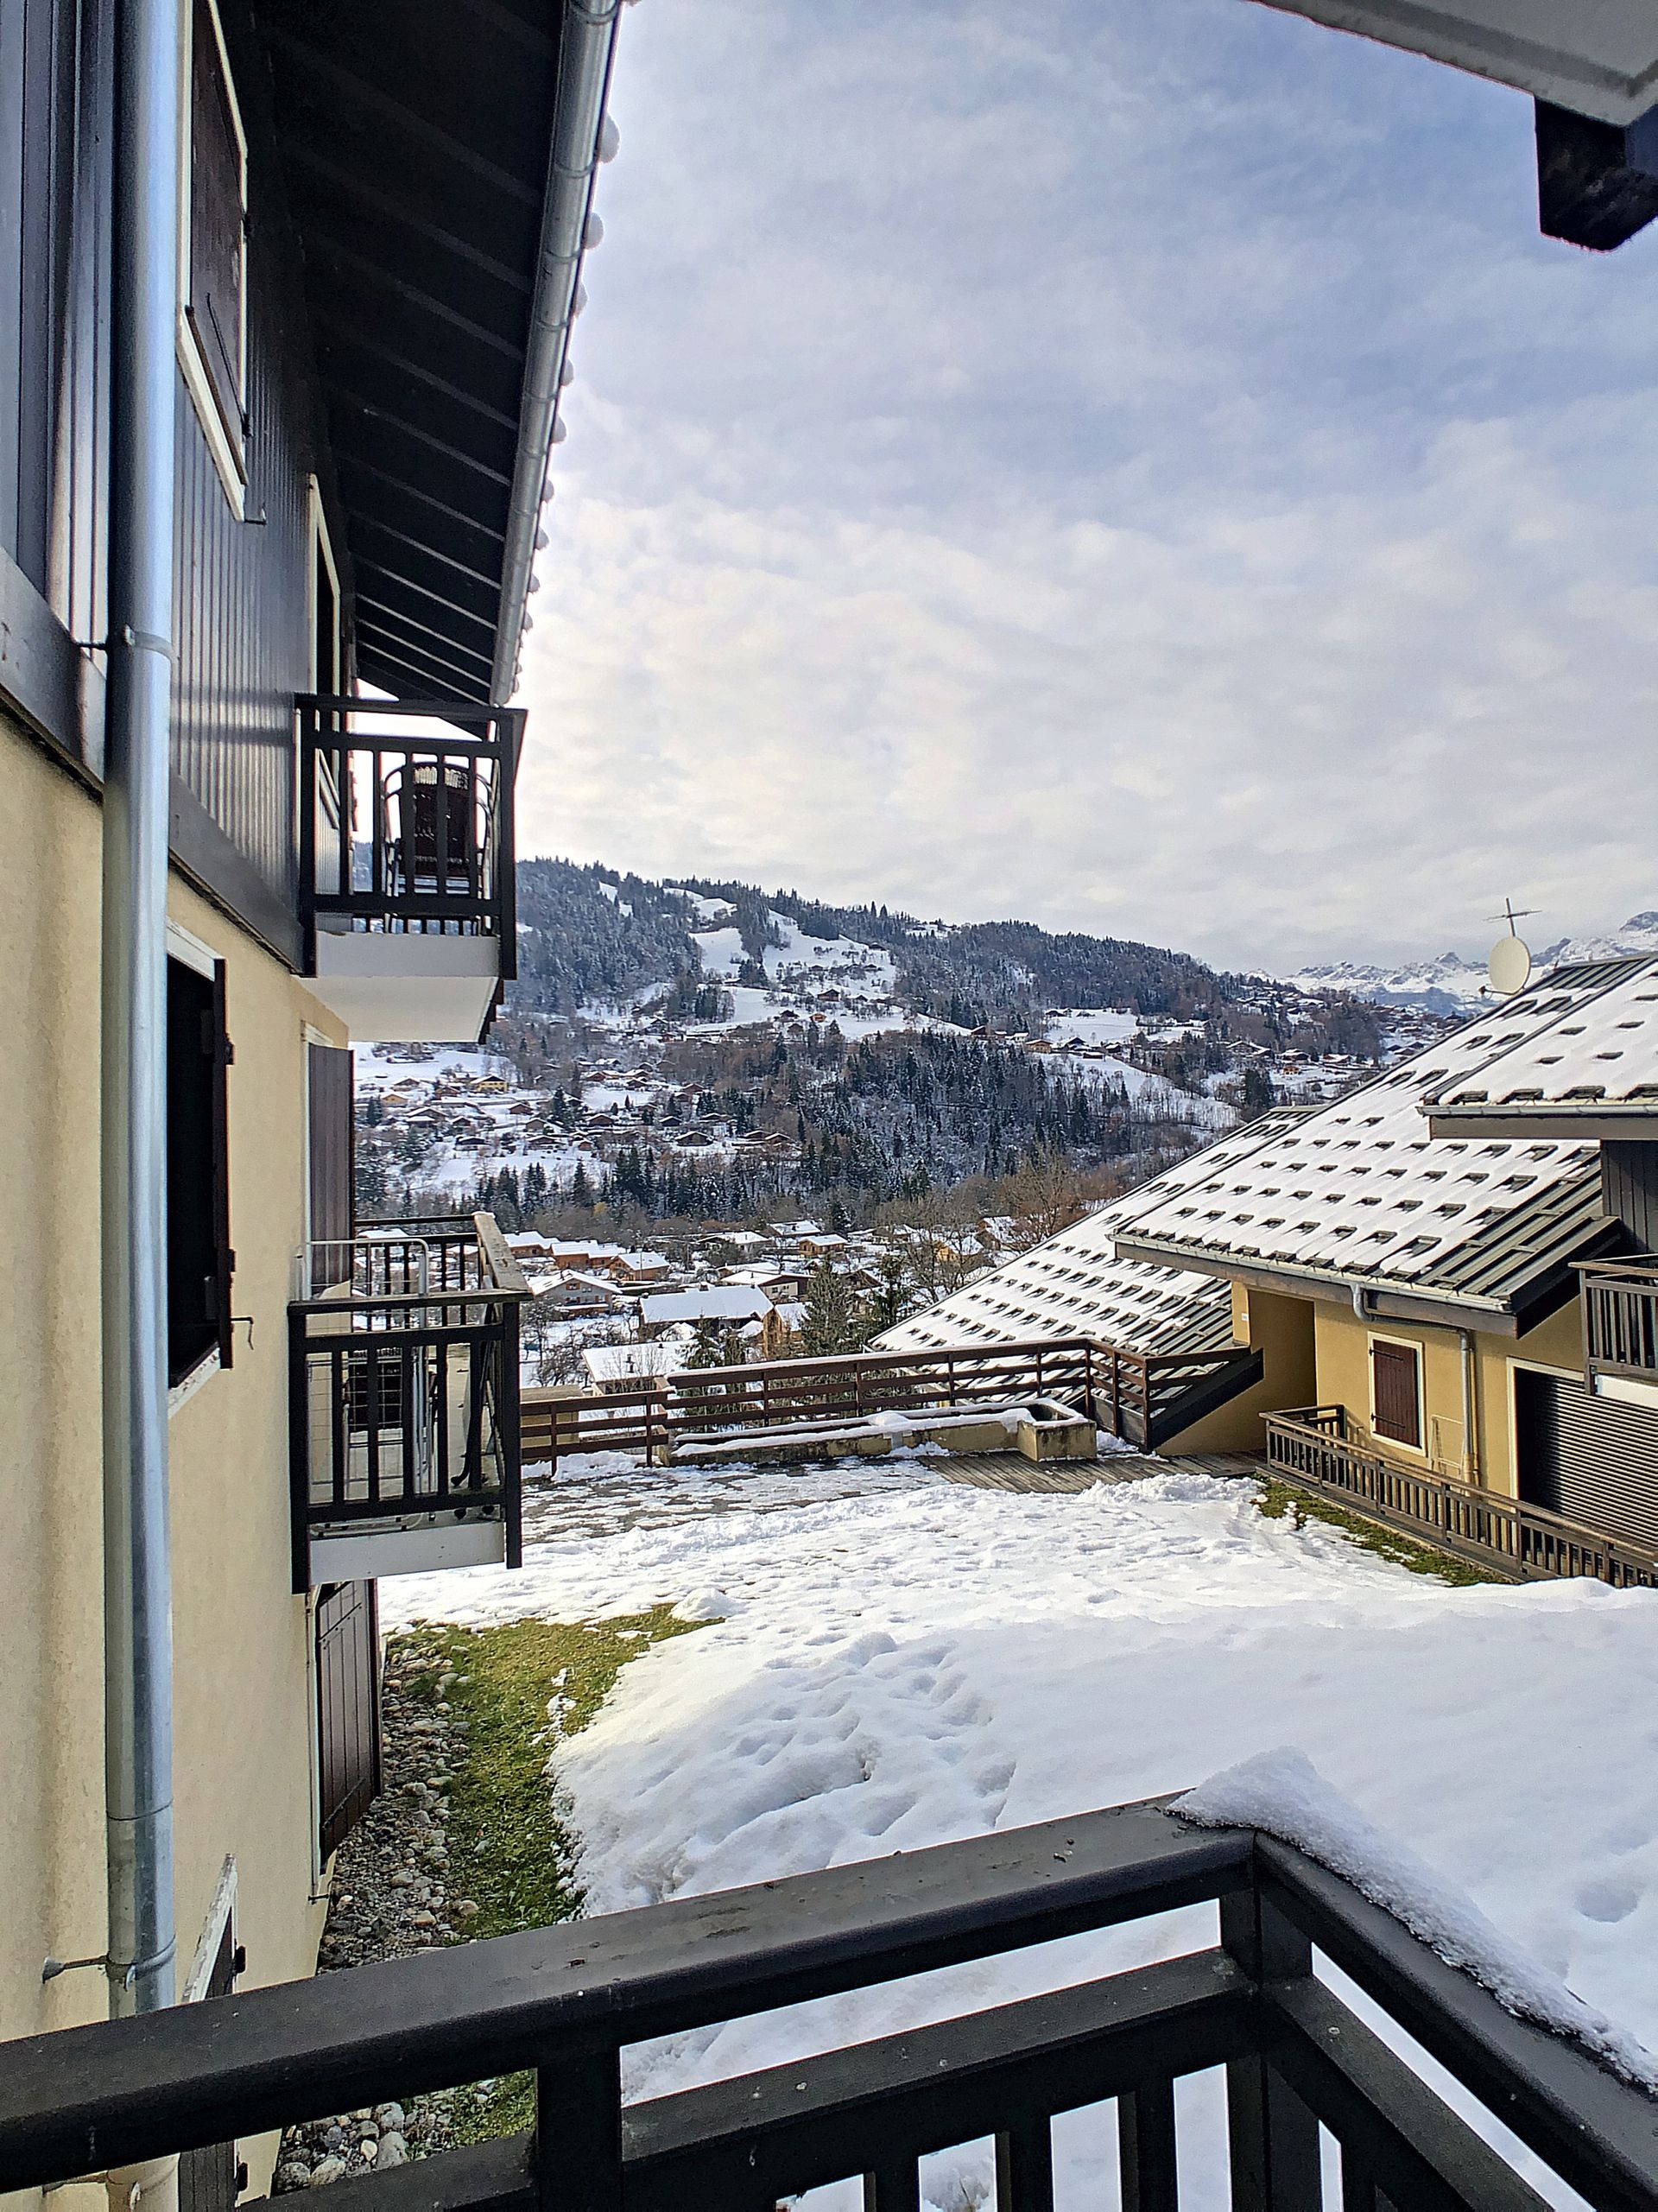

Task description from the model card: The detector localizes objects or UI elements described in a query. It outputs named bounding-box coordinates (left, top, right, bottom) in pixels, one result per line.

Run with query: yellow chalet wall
left=1159, top=1284, right=1317, bottom=1455
left=0, top=713, right=345, bottom=2184
left=1307, top=1293, right=1586, bottom=1499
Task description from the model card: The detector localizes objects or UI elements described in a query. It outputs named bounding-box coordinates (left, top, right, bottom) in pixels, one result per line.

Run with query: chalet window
left=168, top=953, right=235, bottom=1389
left=1370, top=1338, right=1421, bottom=1450
left=180, top=0, right=247, bottom=495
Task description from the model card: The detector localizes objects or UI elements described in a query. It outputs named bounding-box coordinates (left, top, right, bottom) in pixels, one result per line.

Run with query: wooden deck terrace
left=935, top=1451, right=1257, bottom=1495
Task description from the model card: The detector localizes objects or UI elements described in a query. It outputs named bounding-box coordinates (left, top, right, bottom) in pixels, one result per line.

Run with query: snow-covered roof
left=639, top=1285, right=775, bottom=1327
left=1423, top=956, right=1658, bottom=1136
left=871, top=1125, right=1307, bottom=1360
left=1115, top=984, right=1611, bottom=1311
left=583, top=1341, right=680, bottom=1384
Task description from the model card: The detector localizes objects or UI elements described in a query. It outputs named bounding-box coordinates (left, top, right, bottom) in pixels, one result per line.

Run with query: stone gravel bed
left=273, top=1646, right=486, bottom=2188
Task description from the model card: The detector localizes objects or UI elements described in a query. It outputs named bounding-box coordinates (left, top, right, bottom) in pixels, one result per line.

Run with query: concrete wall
left=1308, top=1294, right=1585, bottom=1499
left=0, top=715, right=345, bottom=2185
left=1161, top=1284, right=1317, bottom=1455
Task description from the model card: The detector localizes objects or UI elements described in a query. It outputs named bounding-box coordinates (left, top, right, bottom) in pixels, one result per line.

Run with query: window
left=167, top=950, right=234, bottom=1389
left=178, top=0, right=247, bottom=505
left=1370, top=1338, right=1422, bottom=1450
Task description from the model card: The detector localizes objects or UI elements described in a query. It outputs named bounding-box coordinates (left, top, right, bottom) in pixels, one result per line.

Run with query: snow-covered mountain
left=1282, top=953, right=1490, bottom=1017
left=1283, top=910, right=1658, bottom=1015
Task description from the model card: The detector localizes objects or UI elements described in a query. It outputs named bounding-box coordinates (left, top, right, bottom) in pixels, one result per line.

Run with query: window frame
left=1368, top=1330, right=1426, bottom=1455
left=175, top=0, right=248, bottom=516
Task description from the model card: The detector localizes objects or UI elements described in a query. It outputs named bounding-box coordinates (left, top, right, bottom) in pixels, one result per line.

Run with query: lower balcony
left=1579, top=1257, right=1658, bottom=1408
left=288, top=1214, right=528, bottom=1591
left=298, top=695, right=522, bottom=1045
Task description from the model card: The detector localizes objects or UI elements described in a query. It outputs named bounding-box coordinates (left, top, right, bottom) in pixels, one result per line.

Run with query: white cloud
left=517, top=0, right=1658, bottom=970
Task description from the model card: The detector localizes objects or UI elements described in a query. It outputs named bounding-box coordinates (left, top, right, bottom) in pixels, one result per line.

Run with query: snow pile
left=1176, top=1747, right=1658, bottom=2091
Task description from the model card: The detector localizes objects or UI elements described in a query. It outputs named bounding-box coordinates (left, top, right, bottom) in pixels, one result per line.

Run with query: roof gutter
left=490, top=0, right=623, bottom=705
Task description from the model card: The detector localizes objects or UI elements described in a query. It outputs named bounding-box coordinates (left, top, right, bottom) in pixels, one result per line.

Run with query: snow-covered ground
left=384, top=1459, right=1658, bottom=2209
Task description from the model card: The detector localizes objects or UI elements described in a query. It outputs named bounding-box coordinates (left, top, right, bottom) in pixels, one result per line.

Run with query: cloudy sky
left=516, top=0, right=1658, bottom=973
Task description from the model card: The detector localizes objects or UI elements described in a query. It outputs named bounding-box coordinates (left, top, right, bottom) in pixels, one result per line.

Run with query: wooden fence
left=520, top=1336, right=1258, bottom=1466
left=1263, top=1406, right=1658, bottom=1590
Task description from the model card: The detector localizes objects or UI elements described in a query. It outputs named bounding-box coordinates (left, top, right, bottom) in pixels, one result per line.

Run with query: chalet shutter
left=210, top=959, right=235, bottom=1369
left=166, top=954, right=234, bottom=1385
left=187, top=0, right=244, bottom=442
left=1515, top=1370, right=1658, bottom=1551
left=176, top=1912, right=243, bottom=2212
left=1370, top=1341, right=1421, bottom=1448
left=315, top=1581, right=382, bottom=1860
left=307, top=1043, right=355, bottom=1291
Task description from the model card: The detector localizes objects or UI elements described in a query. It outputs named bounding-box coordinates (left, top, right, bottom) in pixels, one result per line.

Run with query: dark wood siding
left=316, top=1581, right=381, bottom=1862
left=1604, top=1142, right=1658, bottom=1256
left=307, top=1041, right=353, bottom=1292
left=1515, top=1368, right=1658, bottom=1550
left=170, top=0, right=329, bottom=927
left=1370, top=1340, right=1421, bottom=1448
left=3, top=0, right=348, bottom=941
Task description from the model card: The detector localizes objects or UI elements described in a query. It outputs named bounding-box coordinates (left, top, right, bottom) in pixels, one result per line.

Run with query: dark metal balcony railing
left=297, top=695, right=522, bottom=970
left=288, top=1214, right=528, bottom=1592
left=4, top=1795, right=1657, bottom=2210
left=1263, top=1407, right=1658, bottom=1590
left=1579, top=1258, right=1658, bottom=1383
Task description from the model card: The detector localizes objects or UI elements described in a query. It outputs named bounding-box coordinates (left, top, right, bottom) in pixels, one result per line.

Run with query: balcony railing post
left=1221, top=1879, right=1320, bottom=2210
left=994, top=2116, right=1055, bottom=2212
left=1118, top=2081, right=1179, bottom=2212
left=535, top=2046, right=623, bottom=2212
left=288, top=1306, right=312, bottom=1594
left=502, top=1298, right=523, bottom=1569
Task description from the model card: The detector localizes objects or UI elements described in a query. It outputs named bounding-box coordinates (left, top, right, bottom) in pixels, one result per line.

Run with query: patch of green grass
left=1255, top=1477, right=1509, bottom=1587
left=389, top=1607, right=700, bottom=2142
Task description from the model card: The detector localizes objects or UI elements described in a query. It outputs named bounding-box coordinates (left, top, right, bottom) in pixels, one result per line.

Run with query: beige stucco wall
left=1, top=714, right=345, bottom=2187
left=1161, top=1284, right=1317, bottom=1455
left=1309, top=1293, right=1586, bottom=1500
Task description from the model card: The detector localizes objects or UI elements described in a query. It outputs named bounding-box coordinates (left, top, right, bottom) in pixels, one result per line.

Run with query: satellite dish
left=1488, top=934, right=1532, bottom=997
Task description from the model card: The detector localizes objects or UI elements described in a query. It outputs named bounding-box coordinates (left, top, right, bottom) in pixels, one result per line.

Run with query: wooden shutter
left=1370, top=1341, right=1421, bottom=1448
left=177, top=1911, right=243, bottom=2212
left=210, top=959, right=235, bottom=1369
left=316, top=1581, right=382, bottom=1861
left=187, top=0, right=244, bottom=443
left=307, top=1043, right=355, bottom=1292
left=1516, top=1369, right=1658, bottom=1550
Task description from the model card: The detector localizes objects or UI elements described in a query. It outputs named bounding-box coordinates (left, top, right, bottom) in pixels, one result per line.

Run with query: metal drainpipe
left=1459, top=1328, right=1480, bottom=1484
left=101, top=0, right=181, bottom=2030
left=490, top=0, right=623, bottom=703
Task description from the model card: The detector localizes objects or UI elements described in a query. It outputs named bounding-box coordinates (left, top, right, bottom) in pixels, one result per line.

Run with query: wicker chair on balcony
left=383, top=758, right=491, bottom=924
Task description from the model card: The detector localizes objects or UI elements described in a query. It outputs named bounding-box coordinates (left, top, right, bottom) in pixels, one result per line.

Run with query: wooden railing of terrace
left=1579, top=1258, right=1658, bottom=1384
left=520, top=1338, right=1261, bottom=1465
left=6, top=1796, right=1658, bottom=2211
left=1263, top=1407, right=1658, bottom=1590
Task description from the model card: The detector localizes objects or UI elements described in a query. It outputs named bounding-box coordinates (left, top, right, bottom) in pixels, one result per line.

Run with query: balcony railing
left=297, top=695, right=522, bottom=1043
left=288, top=1214, right=528, bottom=1591
left=4, top=1793, right=1657, bottom=2210
left=520, top=1335, right=1264, bottom=1464
left=1579, top=1258, right=1658, bottom=1385
left=1263, top=1406, right=1658, bottom=1590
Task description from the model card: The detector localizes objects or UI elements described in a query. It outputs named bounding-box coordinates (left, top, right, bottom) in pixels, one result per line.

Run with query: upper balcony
left=298, top=696, right=523, bottom=1045
left=1579, top=1258, right=1658, bottom=1407
left=288, top=1213, right=528, bottom=1591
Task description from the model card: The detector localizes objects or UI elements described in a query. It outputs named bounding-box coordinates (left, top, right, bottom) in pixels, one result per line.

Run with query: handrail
left=1, top=1797, right=1655, bottom=2210
left=1263, top=1409, right=1658, bottom=1590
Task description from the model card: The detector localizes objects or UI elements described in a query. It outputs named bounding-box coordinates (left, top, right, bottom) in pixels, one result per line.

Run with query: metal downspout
left=1459, top=1328, right=1481, bottom=1484
left=102, top=0, right=181, bottom=2025
left=489, top=0, right=623, bottom=704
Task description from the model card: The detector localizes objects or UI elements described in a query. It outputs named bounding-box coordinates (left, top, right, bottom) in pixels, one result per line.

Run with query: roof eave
left=1109, top=1236, right=1525, bottom=1336
left=1425, top=1107, right=1658, bottom=1143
